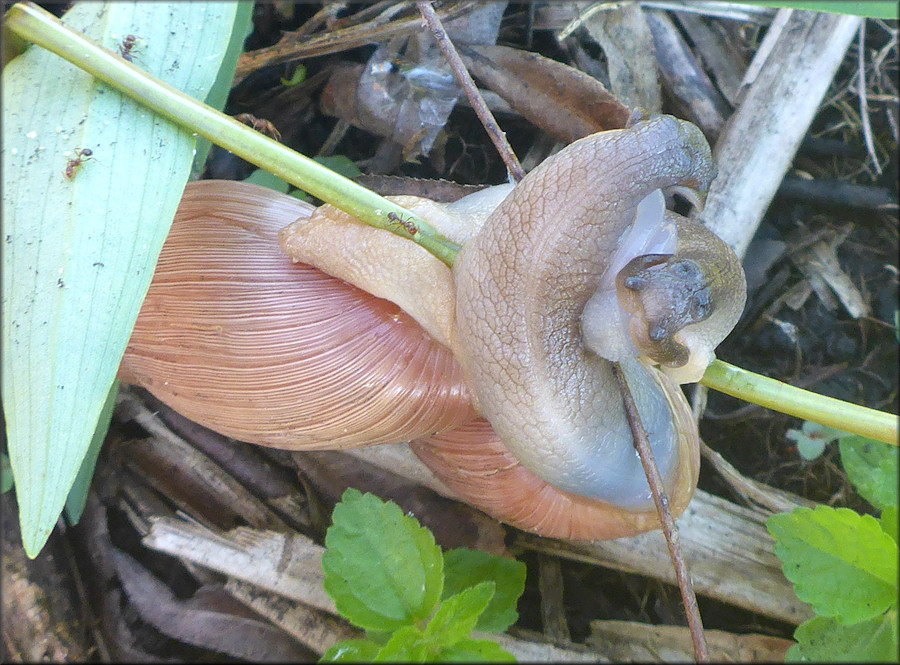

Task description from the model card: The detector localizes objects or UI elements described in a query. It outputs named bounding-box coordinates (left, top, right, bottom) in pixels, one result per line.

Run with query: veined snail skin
left=452, top=115, right=722, bottom=510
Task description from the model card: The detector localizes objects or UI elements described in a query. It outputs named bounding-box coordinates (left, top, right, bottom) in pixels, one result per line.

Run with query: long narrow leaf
left=2, top=1, right=239, bottom=557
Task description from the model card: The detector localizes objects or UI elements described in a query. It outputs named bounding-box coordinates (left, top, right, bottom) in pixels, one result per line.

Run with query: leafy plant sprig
left=768, top=432, right=899, bottom=662
left=320, top=489, right=525, bottom=662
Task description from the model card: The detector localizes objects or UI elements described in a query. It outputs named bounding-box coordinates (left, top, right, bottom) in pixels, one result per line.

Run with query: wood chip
left=646, top=9, right=728, bottom=138
left=791, top=226, right=870, bottom=318
left=674, top=11, right=746, bottom=106
left=514, top=488, right=813, bottom=625
left=588, top=620, right=793, bottom=662
left=226, top=580, right=360, bottom=656
left=696, top=10, right=862, bottom=259
left=143, top=519, right=336, bottom=615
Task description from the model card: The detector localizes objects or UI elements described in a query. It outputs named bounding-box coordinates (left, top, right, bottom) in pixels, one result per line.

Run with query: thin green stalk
left=6, top=1, right=897, bottom=446
left=702, top=360, right=897, bottom=446
left=4, top=2, right=460, bottom=267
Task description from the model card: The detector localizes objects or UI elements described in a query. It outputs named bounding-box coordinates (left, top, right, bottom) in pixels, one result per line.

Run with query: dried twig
left=416, top=0, right=526, bottom=182
left=235, top=1, right=479, bottom=84
left=537, top=553, right=571, bottom=643
left=699, top=440, right=814, bottom=514
left=612, top=363, right=709, bottom=662
left=646, top=9, right=728, bottom=139
left=857, top=22, right=883, bottom=174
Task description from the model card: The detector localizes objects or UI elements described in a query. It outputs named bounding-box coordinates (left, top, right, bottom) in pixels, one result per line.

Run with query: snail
left=119, top=115, right=746, bottom=540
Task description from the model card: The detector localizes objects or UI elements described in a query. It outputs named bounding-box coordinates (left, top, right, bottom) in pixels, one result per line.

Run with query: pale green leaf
left=64, top=379, right=118, bottom=525
left=435, top=638, right=517, bottom=662
left=751, top=2, right=898, bottom=19
left=2, top=1, right=238, bottom=557
left=373, top=625, right=428, bottom=662
left=244, top=168, right=292, bottom=193
left=190, top=0, right=254, bottom=178
left=881, top=507, right=898, bottom=545
left=322, top=489, right=443, bottom=632
left=768, top=506, right=899, bottom=623
left=320, top=639, right=381, bottom=662
left=787, top=612, right=899, bottom=662
left=840, top=436, right=899, bottom=511
left=442, top=548, right=526, bottom=633
left=786, top=421, right=845, bottom=461
left=424, top=582, right=495, bottom=652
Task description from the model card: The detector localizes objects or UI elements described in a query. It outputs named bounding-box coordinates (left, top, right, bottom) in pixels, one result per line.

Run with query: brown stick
left=415, top=0, right=527, bottom=182
left=612, top=363, right=709, bottom=662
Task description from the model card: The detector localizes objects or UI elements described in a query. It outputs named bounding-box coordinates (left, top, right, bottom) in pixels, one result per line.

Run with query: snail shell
left=121, top=116, right=746, bottom=539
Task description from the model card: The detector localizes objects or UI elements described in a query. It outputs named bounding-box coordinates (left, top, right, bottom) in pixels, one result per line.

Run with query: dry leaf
left=459, top=44, right=631, bottom=142
left=112, top=549, right=308, bottom=661
left=792, top=226, right=870, bottom=319
left=582, top=4, right=661, bottom=113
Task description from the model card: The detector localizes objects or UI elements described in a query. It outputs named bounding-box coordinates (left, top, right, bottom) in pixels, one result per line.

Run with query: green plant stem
left=4, top=1, right=460, bottom=267
left=6, top=1, right=897, bottom=447
left=702, top=360, right=897, bottom=446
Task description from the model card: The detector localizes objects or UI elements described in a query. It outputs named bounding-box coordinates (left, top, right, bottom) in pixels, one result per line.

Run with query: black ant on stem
left=234, top=113, right=282, bottom=142
left=118, top=34, right=139, bottom=62
left=388, top=212, right=418, bottom=236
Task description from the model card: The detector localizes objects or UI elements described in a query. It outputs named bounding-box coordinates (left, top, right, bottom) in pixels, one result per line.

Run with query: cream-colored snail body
left=120, top=115, right=746, bottom=540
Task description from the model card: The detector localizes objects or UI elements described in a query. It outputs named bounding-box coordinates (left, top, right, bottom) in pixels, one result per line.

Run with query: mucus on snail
left=120, top=115, right=746, bottom=540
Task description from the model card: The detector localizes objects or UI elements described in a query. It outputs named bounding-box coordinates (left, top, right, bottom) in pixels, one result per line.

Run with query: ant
left=118, top=34, right=139, bottom=62
left=388, top=212, right=417, bottom=236
left=234, top=113, right=282, bottom=141
left=64, top=148, right=93, bottom=179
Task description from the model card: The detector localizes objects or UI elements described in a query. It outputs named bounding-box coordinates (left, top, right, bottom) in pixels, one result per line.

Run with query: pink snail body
left=120, top=115, right=746, bottom=539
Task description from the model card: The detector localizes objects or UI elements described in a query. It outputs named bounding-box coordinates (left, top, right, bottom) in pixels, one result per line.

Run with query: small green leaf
left=373, top=625, right=428, bottom=662
left=243, top=168, right=291, bottom=194
left=768, top=506, right=899, bottom=623
left=786, top=421, right=844, bottom=461
left=435, top=638, right=517, bottom=663
left=324, top=573, right=403, bottom=633
left=443, top=549, right=526, bottom=632
left=314, top=155, right=362, bottom=180
left=320, top=639, right=381, bottom=662
left=64, top=379, right=119, bottom=524
left=787, top=612, right=899, bottom=663
left=322, top=489, right=443, bottom=632
left=840, top=436, right=899, bottom=511
left=425, top=582, right=495, bottom=652
left=281, top=64, right=307, bottom=87
left=365, top=630, right=393, bottom=646
left=881, top=507, right=898, bottom=545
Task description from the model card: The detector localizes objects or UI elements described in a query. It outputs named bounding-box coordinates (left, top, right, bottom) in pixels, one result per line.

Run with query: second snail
left=120, top=114, right=747, bottom=540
